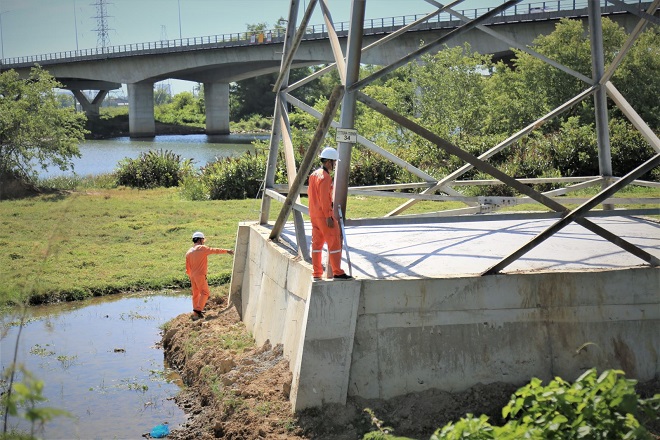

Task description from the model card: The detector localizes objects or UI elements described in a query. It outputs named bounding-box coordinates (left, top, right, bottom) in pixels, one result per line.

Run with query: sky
left=0, top=0, right=495, bottom=94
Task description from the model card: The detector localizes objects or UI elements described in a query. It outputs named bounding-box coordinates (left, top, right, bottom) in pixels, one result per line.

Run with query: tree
left=486, top=18, right=629, bottom=132
left=154, top=83, right=173, bottom=105
left=0, top=67, right=87, bottom=196
left=55, top=91, right=76, bottom=109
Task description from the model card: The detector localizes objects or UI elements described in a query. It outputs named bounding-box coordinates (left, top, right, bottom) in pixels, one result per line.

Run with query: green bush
left=350, top=149, right=402, bottom=187
left=431, top=369, right=660, bottom=440
left=609, top=118, right=658, bottom=180
left=203, top=152, right=269, bottom=200
left=115, top=149, right=193, bottom=189
left=179, top=173, right=209, bottom=201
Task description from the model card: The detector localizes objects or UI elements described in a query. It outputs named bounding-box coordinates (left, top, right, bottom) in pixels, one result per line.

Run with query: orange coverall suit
left=308, top=167, right=346, bottom=279
left=185, top=245, right=227, bottom=312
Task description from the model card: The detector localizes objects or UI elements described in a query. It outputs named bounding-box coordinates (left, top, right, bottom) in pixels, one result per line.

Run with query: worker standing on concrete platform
left=308, top=147, right=353, bottom=281
left=186, top=231, right=234, bottom=320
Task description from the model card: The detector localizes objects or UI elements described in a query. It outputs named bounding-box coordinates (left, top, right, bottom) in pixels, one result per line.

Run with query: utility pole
left=73, top=0, right=79, bottom=51
left=177, top=0, right=182, bottom=39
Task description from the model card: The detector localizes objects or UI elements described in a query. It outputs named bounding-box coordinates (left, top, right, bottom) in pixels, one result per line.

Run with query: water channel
left=4, top=134, right=264, bottom=438
left=1, top=291, right=191, bottom=439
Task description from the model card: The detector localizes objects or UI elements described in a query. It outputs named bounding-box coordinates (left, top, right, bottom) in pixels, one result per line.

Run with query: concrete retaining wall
left=230, top=223, right=660, bottom=411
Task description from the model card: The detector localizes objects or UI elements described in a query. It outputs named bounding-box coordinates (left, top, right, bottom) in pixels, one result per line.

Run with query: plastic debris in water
left=150, top=422, right=170, bottom=438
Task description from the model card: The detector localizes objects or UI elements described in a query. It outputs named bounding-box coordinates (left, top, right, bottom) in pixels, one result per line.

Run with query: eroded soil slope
left=161, top=296, right=660, bottom=439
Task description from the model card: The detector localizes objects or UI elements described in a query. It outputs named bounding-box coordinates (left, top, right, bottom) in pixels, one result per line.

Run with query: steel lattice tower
left=91, top=0, right=113, bottom=48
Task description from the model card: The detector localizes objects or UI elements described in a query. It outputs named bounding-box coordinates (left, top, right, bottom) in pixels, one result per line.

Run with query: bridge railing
left=0, top=0, right=648, bottom=67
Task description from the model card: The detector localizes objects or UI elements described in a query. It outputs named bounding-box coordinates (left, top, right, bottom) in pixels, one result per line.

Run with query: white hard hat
left=319, top=147, right=339, bottom=161
left=192, top=231, right=205, bottom=239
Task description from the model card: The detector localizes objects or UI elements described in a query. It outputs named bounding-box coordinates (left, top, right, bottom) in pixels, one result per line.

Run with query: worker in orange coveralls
left=186, top=231, right=234, bottom=320
left=308, top=147, right=353, bottom=281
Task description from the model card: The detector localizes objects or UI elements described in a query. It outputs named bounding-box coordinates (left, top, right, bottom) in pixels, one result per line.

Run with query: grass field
left=0, top=181, right=656, bottom=307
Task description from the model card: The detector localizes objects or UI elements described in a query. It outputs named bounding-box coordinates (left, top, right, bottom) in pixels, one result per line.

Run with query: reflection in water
left=1, top=292, right=190, bottom=439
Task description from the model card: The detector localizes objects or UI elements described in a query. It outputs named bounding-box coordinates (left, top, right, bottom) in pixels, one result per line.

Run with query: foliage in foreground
left=1, top=364, right=71, bottom=439
left=361, top=369, right=659, bottom=440
left=429, top=369, right=659, bottom=440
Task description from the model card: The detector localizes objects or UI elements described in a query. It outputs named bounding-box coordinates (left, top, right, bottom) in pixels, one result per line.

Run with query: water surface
left=42, top=133, right=267, bottom=178
left=1, top=292, right=191, bottom=439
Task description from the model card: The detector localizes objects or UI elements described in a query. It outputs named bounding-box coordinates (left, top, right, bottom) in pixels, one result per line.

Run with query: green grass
left=0, top=183, right=656, bottom=307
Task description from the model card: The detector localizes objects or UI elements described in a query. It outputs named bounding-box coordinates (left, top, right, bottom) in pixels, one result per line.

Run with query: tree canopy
left=0, top=67, right=87, bottom=196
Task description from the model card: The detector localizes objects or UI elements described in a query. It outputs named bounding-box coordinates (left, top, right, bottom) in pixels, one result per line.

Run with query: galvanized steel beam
left=334, top=0, right=366, bottom=220
left=269, top=85, right=344, bottom=241
left=483, top=154, right=660, bottom=274
left=348, top=0, right=522, bottom=93
left=356, top=91, right=659, bottom=267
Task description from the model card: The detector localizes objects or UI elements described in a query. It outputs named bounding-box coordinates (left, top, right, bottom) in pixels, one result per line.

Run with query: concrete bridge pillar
left=204, top=82, right=230, bottom=135
left=127, top=82, right=155, bottom=138
left=71, top=89, right=109, bottom=119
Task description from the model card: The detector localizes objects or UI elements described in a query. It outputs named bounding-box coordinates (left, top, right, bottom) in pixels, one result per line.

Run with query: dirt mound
left=161, top=296, right=660, bottom=439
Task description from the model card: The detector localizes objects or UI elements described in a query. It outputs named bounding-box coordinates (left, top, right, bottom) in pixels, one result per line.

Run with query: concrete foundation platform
left=283, top=215, right=660, bottom=278
left=229, top=215, right=660, bottom=411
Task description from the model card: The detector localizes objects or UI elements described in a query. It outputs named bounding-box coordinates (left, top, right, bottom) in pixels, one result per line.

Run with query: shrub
left=179, top=173, right=209, bottom=201
left=432, top=369, right=660, bottom=440
left=350, top=149, right=402, bottom=187
left=115, top=149, right=193, bottom=189
left=203, top=152, right=268, bottom=200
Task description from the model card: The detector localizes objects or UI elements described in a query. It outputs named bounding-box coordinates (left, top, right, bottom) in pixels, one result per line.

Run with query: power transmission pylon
left=91, top=0, right=113, bottom=49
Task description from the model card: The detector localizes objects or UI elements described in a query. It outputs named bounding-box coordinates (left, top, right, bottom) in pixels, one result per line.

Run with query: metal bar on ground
left=483, top=154, right=660, bottom=275
left=539, top=177, right=604, bottom=197
left=265, top=189, right=310, bottom=215
left=344, top=208, right=660, bottom=227
left=337, top=205, right=352, bottom=277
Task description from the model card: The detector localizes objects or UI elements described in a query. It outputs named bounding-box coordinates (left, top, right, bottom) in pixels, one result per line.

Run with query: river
left=41, top=133, right=268, bottom=178
left=1, top=291, right=191, bottom=439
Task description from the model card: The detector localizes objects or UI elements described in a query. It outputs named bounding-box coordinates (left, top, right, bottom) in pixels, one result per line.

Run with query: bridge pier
left=204, top=82, right=230, bottom=135
left=128, top=82, right=155, bottom=138
left=71, top=89, right=109, bottom=119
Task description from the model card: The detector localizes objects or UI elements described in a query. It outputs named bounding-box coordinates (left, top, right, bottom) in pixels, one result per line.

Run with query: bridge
left=1, top=0, right=654, bottom=137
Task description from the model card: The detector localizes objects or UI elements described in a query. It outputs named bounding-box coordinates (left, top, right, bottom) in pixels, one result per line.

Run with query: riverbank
left=86, top=116, right=205, bottom=139
left=161, top=295, right=660, bottom=439
left=85, top=114, right=270, bottom=140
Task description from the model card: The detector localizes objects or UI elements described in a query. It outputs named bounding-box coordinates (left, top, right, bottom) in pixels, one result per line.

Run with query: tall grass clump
left=38, top=173, right=117, bottom=191
left=115, top=149, right=193, bottom=189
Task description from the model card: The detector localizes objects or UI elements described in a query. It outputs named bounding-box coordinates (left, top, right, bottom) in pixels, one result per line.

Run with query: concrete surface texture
left=230, top=216, right=660, bottom=411
left=279, top=215, right=660, bottom=278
